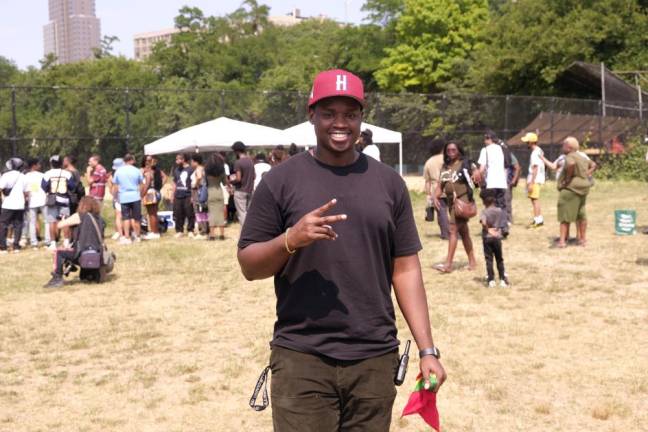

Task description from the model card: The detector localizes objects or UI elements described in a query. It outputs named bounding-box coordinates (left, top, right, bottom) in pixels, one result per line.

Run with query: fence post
left=220, top=90, right=225, bottom=117
left=11, top=86, right=17, bottom=156
left=124, top=88, right=130, bottom=153
left=598, top=100, right=603, bottom=146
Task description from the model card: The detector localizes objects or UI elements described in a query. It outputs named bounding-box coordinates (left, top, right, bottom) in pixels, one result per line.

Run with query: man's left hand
left=420, top=355, right=446, bottom=392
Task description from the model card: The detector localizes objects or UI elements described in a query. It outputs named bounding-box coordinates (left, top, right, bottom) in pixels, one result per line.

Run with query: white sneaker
left=144, top=232, right=160, bottom=240
left=47, top=242, right=57, bottom=251
left=111, top=232, right=121, bottom=240
left=0, top=250, right=8, bottom=255
left=19, top=238, right=27, bottom=248
left=488, top=280, right=497, bottom=288
left=500, top=280, right=509, bottom=288
left=174, top=232, right=183, bottom=239
left=119, top=237, right=132, bottom=245
left=193, top=234, right=207, bottom=240
left=133, top=237, right=141, bottom=243
left=12, top=248, right=20, bottom=254
left=188, top=232, right=195, bottom=239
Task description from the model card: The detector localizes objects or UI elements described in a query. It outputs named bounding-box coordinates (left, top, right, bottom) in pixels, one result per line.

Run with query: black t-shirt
left=173, top=165, right=193, bottom=199
left=238, top=151, right=421, bottom=360
left=233, top=157, right=255, bottom=194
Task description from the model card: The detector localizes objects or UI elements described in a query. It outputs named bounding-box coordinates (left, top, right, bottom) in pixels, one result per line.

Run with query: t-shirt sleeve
left=511, top=153, right=519, bottom=166
left=423, top=160, right=432, bottom=182
left=392, top=180, right=422, bottom=257
left=112, top=172, right=120, bottom=185
left=234, top=160, right=242, bottom=173
left=478, top=148, right=486, bottom=166
left=238, top=180, right=284, bottom=249
left=530, top=151, right=540, bottom=167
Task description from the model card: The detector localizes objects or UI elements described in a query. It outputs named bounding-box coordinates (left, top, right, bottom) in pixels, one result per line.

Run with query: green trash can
left=614, top=210, right=636, bottom=235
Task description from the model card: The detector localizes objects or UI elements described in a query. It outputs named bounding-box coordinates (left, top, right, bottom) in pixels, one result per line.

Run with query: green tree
left=375, top=0, right=489, bottom=93
left=469, top=0, right=648, bottom=95
left=93, top=35, right=120, bottom=59
left=362, top=0, right=404, bottom=25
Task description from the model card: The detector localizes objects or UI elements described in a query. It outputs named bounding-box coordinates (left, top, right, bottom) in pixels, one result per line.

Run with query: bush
left=596, top=141, right=648, bottom=182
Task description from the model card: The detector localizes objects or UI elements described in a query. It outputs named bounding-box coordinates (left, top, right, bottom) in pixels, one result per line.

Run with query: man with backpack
left=42, top=155, right=76, bottom=251
left=0, top=158, right=29, bottom=253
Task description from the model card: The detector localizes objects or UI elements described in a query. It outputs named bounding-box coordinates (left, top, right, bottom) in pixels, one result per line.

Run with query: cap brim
left=309, top=94, right=366, bottom=109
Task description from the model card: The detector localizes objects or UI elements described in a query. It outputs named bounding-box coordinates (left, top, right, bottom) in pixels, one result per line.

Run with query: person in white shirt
left=478, top=131, right=509, bottom=235
left=522, top=132, right=546, bottom=228
left=253, top=153, right=272, bottom=191
left=24, top=158, right=50, bottom=248
left=359, top=129, right=381, bottom=162
left=0, top=158, right=29, bottom=253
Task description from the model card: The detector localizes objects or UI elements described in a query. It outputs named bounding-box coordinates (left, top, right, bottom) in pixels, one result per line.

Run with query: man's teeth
left=331, top=132, right=348, bottom=140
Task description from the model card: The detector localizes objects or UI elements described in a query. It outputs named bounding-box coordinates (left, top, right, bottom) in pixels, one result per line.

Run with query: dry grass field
left=1, top=179, right=647, bottom=432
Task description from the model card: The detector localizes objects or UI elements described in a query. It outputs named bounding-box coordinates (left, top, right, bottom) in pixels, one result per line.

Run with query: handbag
left=197, top=181, right=208, bottom=204
left=451, top=181, right=477, bottom=220
left=79, top=250, right=102, bottom=269
left=88, top=215, right=115, bottom=273
left=143, top=188, right=159, bottom=206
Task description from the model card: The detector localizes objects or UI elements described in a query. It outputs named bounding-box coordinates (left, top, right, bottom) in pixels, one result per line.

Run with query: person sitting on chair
left=44, top=196, right=108, bottom=288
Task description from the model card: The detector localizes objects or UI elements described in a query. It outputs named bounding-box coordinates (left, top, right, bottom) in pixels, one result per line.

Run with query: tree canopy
left=1, top=0, right=646, bottom=161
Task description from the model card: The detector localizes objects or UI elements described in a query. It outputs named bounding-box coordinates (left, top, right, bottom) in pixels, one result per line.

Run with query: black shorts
left=121, top=201, right=142, bottom=221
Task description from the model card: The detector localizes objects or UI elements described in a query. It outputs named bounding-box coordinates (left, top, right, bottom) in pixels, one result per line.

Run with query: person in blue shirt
left=112, top=154, right=144, bottom=244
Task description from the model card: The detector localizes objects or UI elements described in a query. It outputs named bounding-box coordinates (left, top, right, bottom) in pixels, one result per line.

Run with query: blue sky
left=0, top=0, right=367, bottom=70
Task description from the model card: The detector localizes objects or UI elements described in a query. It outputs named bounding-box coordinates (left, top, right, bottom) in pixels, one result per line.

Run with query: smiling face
left=309, top=97, right=362, bottom=157
left=446, top=143, right=459, bottom=162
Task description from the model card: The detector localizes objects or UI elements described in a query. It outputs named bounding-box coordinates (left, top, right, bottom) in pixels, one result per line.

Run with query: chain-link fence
left=1, top=86, right=646, bottom=174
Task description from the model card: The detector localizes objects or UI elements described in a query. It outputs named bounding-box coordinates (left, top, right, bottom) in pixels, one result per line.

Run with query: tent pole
left=399, top=141, right=403, bottom=176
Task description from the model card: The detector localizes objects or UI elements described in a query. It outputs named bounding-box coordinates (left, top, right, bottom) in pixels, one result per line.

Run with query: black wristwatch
left=419, top=346, right=441, bottom=359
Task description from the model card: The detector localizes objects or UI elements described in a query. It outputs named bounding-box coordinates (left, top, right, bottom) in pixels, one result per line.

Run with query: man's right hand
left=433, top=197, right=441, bottom=210
left=286, top=199, right=347, bottom=251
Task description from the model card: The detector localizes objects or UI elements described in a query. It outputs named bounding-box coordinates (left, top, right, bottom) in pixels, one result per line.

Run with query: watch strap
left=419, top=347, right=440, bottom=359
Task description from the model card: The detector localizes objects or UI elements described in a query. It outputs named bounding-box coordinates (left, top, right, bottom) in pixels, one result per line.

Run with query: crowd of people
left=0, top=142, right=311, bottom=254
left=423, top=131, right=597, bottom=286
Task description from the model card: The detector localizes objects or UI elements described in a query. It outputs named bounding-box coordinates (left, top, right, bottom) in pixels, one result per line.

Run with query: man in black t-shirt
left=230, top=141, right=255, bottom=226
left=238, top=69, right=446, bottom=431
left=172, top=153, right=195, bottom=237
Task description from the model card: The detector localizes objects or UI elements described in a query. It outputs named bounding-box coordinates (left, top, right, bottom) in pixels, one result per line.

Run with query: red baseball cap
left=308, top=69, right=365, bottom=108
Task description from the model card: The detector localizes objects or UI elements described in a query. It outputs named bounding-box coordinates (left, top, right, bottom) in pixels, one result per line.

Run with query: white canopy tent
left=283, top=121, right=404, bottom=175
left=144, top=117, right=287, bottom=155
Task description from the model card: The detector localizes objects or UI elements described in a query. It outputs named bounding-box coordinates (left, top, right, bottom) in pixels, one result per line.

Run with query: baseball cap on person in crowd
left=112, top=158, right=124, bottom=170
left=5, top=157, right=24, bottom=171
left=232, top=141, right=246, bottom=152
left=308, top=69, right=365, bottom=109
left=521, top=132, right=539, bottom=143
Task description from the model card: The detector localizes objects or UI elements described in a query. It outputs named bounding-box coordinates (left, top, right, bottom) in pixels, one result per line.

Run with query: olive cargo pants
left=270, top=346, right=399, bottom=432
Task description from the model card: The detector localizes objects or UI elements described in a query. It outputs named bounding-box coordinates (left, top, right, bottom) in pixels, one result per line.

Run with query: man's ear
left=308, top=107, right=315, bottom=124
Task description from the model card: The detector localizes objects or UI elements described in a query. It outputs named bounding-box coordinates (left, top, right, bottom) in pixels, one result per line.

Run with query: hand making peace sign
left=285, top=199, right=347, bottom=251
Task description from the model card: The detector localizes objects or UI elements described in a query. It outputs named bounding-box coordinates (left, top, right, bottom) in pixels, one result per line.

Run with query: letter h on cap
left=336, top=74, right=348, bottom=91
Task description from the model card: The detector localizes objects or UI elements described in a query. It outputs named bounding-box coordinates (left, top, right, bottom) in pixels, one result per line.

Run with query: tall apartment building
left=43, top=0, right=101, bottom=64
left=133, top=28, right=180, bottom=61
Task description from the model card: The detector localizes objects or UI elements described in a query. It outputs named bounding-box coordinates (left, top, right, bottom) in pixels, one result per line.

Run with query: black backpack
left=498, top=140, right=513, bottom=169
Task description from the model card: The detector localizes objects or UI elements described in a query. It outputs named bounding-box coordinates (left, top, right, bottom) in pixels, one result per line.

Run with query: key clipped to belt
left=394, top=340, right=411, bottom=386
